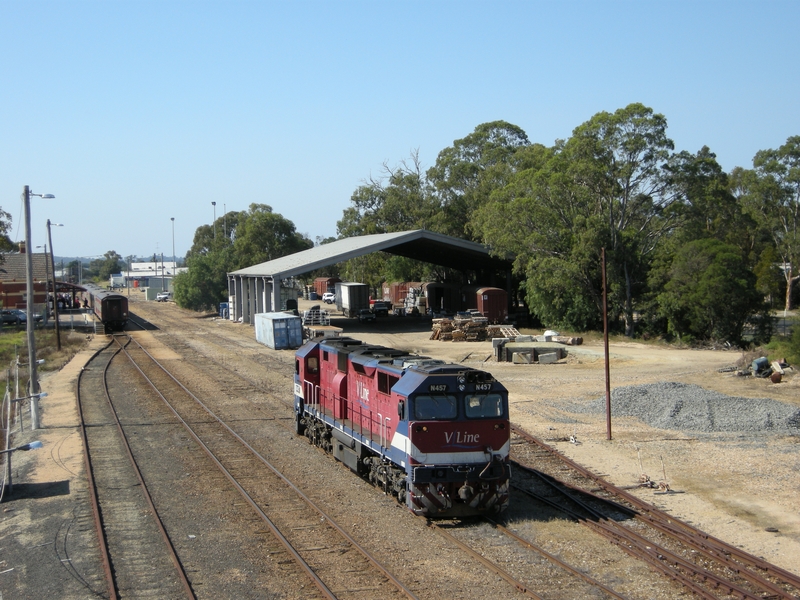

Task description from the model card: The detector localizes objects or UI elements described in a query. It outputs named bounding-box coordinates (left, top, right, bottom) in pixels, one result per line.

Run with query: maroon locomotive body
left=294, top=336, right=510, bottom=517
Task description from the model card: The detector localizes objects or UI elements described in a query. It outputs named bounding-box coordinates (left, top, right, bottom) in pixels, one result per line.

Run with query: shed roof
left=229, top=230, right=512, bottom=280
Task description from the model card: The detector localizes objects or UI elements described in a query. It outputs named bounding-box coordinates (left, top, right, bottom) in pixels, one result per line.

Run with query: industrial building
left=226, top=229, right=513, bottom=325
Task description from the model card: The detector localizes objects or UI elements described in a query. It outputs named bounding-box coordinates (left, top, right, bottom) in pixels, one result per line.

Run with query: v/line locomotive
left=294, top=337, right=510, bottom=517
left=82, top=283, right=129, bottom=331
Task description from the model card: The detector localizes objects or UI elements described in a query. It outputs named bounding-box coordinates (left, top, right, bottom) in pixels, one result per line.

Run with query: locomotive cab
left=393, top=366, right=510, bottom=516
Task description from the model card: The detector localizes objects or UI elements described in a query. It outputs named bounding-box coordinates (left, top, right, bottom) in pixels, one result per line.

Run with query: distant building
left=117, top=260, right=187, bottom=292
left=0, top=244, right=50, bottom=309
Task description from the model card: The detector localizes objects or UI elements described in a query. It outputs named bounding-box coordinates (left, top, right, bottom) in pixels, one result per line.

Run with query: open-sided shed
left=226, top=229, right=512, bottom=324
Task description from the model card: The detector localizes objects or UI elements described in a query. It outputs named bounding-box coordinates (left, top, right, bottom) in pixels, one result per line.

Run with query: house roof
left=0, top=252, right=51, bottom=281
left=228, top=229, right=513, bottom=280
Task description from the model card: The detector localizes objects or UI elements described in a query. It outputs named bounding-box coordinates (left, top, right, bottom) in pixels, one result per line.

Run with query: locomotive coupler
left=458, top=481, right=473, bottom=501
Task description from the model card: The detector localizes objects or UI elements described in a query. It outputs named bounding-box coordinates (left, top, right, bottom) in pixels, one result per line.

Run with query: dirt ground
left=313, top=301, right=800, bottom=574
left=7, top=298, right=799, bottom=595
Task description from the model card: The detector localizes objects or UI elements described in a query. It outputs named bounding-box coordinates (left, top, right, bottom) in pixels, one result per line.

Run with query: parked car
left=371, top=301, right=389, bottom=316
left=322, top=292, right=335, bottom=304
left=156, top=292, right=172, bottom=302
left=1, top=308, right=27, bottom=325
left=357, top=308, right=376, bottom=323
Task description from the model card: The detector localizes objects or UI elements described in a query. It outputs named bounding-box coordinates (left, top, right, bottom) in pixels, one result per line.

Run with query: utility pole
left=171, top=217, right=175, bottom=271
left=22, top=186, right=54, bottom=428
left=47, top=220, right=62, bottom=350
left=23, top=186, right=39, bottom=417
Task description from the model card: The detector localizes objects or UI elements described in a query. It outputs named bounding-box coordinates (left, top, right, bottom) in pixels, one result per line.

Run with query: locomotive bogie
left=294, top=337, right=511, bottom=518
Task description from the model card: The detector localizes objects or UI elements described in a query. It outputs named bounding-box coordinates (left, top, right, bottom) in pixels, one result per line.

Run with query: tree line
left=172, top=204, right=313, bottom=310
left=336, top=103, right=799, bottom=346
left=27, top=102, right=787, bottom=346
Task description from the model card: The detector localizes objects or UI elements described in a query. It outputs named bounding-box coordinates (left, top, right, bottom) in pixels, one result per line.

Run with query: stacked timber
left=488, top=325, right=521, bottom=339
left=431, top=316, right=518, bottom=342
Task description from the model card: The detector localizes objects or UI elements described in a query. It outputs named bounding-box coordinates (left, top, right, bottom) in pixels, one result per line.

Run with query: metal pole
left=161, top=253, right=165, bottom=291
left=171, top=217, right=175, bottom=271
left=47, top=220, right=62, bottom=351
left=41, top=244, right=50, bottom=324
left=22, top=186, right=40, bottom=428
left=602, top=247, right=611, bottom=441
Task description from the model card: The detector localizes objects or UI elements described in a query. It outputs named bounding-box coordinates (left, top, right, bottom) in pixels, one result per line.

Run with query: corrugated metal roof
left=228, top=229, right=511, bottom=279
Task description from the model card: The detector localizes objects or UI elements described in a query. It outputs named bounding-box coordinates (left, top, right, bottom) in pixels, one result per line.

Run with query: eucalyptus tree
left=739, top=136, right=800, bottom=310
left=175, top=204, right=311, bottom=311
left=232, top=204, right=312, bottom=266
left=427, top=121, right=530, bottom=241
left=0, top=207, right=12, bottom=255
left=337, top=150, right=434, bottom=238
left=474, top=104, right=682, bottom=335
left=655, top=238, right=762, bottom=344
left=337, top=151, right=443, bottom=285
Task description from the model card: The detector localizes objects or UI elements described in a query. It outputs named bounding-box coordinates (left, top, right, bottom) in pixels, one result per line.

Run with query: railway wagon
left=294, top=337, right=510, bottom=517
left=83, top=284, right=129, bottom=331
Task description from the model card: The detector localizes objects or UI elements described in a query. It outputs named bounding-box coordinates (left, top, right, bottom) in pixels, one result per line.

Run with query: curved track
left=116, top=304, right=800, bottom=598
left=77, top=340, right=195, bottom=599
left=511, top=425, right=800, bottom=600
left=110, top=332, right=418, bottom=600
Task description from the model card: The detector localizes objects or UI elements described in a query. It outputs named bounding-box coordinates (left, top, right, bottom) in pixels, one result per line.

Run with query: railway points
left=3, top=294, right=799, bottom=599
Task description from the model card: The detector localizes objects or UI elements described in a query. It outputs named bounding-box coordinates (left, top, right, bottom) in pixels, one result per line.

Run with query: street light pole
left=37, top=244, right=50, bottom=324
left=47, top=220, right=64, bottom=351
left=23, top=186, right=54, bottom=429
left=212, top=202, right=217, bottom=239
left=171, top=217, right=175, bottom=271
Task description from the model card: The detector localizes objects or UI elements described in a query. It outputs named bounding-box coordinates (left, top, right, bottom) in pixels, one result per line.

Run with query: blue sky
left=1, top=0, right=798, bottom=261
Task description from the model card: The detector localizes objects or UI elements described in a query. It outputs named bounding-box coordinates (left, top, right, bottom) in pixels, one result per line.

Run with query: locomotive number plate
left=475, top=383, right=492, bottom=391
left=429, top=384, right=448, bottom=392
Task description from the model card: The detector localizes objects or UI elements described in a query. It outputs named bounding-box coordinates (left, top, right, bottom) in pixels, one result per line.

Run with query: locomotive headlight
left=415, top=425, right=428, bottom=433
left=458, top=384, right=465, bottom=391
left=458, top=375, right=466, bottom=384
left=494, top=423, right=505, bottom=430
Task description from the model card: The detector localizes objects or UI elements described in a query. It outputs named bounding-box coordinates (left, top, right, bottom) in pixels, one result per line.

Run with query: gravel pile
left=581, top=382, right=800, bottom=434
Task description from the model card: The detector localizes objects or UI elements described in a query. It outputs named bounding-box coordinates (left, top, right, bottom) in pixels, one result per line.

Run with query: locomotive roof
left=312, top=337, right=491, bottom=375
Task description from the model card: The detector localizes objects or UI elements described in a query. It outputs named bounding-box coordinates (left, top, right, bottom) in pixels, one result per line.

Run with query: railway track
left=120, top=303, right=800, bottom=598
left=77, top=341, right=195, bottom=598
left=122, top=313, right=650, bottom=598
left=511, top=426, right=800, bottom=600
left=108, top=332, right=417, bottom=600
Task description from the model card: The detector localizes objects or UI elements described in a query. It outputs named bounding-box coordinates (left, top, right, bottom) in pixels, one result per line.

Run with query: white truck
left=335, top=282, right=369, bottom=318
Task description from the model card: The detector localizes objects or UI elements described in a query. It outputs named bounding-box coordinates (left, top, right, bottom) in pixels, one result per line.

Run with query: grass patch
left=0, top=326, right=89, bottom=395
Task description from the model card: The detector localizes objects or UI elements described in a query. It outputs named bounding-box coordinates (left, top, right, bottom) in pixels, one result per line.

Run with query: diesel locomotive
left=294, top=337, right=510, bottom=517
